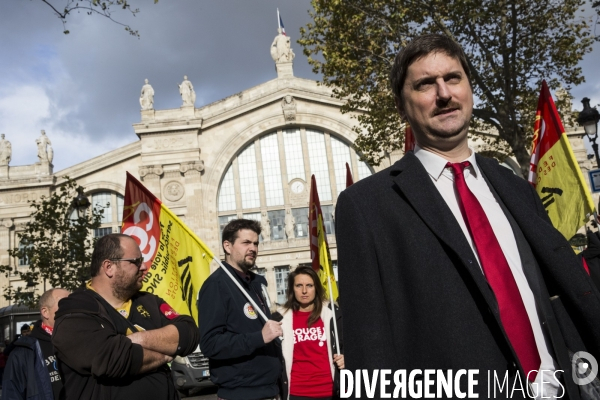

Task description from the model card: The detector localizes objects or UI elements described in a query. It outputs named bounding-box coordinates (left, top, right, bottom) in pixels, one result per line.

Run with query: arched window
left=216, top=128, right=373, bottom=240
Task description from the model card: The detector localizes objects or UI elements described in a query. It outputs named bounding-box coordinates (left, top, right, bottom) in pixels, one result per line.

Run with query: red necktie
left=447, top=161, right=541, bottom=381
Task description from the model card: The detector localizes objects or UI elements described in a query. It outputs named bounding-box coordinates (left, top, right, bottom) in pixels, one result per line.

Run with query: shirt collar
left=413, top=145, right=480, bottom=181
left=224, top=262, right=252, bottom=283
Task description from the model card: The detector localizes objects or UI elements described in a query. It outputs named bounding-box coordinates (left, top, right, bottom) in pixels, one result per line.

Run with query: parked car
left=171, top=346, right=214, bottom=397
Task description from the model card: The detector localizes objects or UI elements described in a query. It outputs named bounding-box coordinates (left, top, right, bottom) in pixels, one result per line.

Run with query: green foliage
left=299, top=0, right=595, bottom=176
left=0, top=178, right=103, bottom=307
left=39, top=0, right=159, bottom=37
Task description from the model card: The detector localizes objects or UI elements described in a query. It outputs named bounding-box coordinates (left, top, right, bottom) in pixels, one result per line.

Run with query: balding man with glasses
left=52, top=233, right=199, bottom=400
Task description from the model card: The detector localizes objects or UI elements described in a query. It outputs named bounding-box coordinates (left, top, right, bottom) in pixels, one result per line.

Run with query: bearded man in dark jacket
left=52, top=233, right=200, bottom=400
left=2, top=288, right=70, bottom=399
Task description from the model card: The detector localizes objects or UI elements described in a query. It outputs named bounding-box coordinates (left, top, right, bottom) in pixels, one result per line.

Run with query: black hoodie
left=52, top=288, right=199, bottom=400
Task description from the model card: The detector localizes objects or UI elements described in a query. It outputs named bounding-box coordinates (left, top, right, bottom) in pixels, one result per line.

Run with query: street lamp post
left=577, top=97, right=600, bottom=168
left=71, top=186, right=91, bottom=217
left=70, top=186, right=91, bottom=287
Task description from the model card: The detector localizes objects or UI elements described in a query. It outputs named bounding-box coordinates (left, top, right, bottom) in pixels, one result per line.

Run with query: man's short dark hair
left=90, top=233, right=131, bottom=277
left=221, top=219, right=261, bottom=252
left=20, top=324, right=30, bottom=333
left=390, top=34, right=471, bottom=103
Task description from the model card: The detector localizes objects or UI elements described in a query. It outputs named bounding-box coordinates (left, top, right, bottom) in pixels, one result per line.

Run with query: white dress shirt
left=414, top=146, right=561, bottom=398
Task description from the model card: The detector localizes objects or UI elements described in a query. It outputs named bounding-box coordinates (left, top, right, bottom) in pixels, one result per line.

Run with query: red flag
left=527, top=80, right=595, bottom=239
left=404, top=124, right=416, bottom=153
left=345, top=162, right=354, bottom=187
left=122, top=172, right=214, bottom=323
left=308, top=175, right=338, bottom=300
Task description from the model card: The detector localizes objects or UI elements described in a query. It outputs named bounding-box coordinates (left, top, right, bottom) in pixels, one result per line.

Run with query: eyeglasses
left=110, top=257, right=144, bottom=268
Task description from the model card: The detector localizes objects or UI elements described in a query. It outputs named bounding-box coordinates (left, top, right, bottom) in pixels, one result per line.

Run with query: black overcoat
left=335, top=153, right=600, bottom=399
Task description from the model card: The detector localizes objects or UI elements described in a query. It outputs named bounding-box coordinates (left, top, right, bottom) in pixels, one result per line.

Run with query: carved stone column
left=138, top=165, right=163, bottom=197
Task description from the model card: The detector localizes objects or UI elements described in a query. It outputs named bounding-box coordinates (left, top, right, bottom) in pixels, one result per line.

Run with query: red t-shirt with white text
left=289, top=310, right=333, bottom=397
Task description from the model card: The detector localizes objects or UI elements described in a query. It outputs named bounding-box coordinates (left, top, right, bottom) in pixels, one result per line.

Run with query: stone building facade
left=0, top=37, right=380, bottom=310
left=0, top=34, right=596, bottom=315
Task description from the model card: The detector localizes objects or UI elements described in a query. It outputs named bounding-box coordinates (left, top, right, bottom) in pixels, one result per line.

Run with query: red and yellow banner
left=121, top=172, right=213, bottom=324
left=528, top=80, right=595, bottom=239
left=309, top=175, right=339, bottom=302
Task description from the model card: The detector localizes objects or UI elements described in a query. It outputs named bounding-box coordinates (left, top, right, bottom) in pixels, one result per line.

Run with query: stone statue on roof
left=270, top=28, right=295, bottom=63
left=36, top=130, right=53, bottom=164
left=140, top=79, right=154, bottom=110
left=178, top=75, right=196, bottom=107
left=0, top=134, right=11, bottom=166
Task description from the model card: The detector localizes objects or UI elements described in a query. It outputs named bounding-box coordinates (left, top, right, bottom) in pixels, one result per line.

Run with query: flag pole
left=326, top=273, right=340, bottom=354
left=277, top=8, right=281, bottom=30
left=213, top=257, right=270, bottom=324
left=213, top=257, right=284, bottom=342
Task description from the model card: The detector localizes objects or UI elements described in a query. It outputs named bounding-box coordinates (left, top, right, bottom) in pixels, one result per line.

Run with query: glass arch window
left=217, top=128, right=373, bottom=241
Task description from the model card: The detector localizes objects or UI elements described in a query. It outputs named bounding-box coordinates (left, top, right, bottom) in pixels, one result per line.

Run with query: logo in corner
left=160, top=303, right=180, bottom=320
left=243, top=302, right=257, bottom=320
left=572, top=351, right=599, bottom=386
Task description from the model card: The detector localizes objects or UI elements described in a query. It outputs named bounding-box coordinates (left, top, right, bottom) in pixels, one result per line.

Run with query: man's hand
left=333, top=354, right=345, bottom=369
left=261, top=320, right=282, bottom=344
left=138, top=349, right=173, bottom=374
left=127, top=325, right=179, bottom=356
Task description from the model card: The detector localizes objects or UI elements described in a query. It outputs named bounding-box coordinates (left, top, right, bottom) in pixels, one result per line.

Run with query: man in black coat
left=2, top=288, right=69, bottom=399
left=198, top=219, right=282, bottom=400
left=335, top=34, right=600, bottom=399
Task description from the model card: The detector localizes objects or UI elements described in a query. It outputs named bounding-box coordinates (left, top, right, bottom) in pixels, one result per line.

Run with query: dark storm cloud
left=0, top=1, right=598, bottom=171
left=0, top=0, right=317, bottom=170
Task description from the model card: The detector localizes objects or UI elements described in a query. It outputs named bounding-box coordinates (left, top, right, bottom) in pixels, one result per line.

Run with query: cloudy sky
left=1, top=1, right=599, bottom=172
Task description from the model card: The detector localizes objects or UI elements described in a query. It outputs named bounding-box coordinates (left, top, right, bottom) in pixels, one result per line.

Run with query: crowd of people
left=0, top=33, right=599, bottom=400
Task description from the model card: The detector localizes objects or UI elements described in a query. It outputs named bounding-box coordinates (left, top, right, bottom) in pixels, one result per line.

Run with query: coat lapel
left=390, top=153, right=499, bottom=311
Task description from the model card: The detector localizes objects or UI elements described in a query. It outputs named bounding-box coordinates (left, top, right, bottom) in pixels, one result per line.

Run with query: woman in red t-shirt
left=280, top=266, right=344, bottom=400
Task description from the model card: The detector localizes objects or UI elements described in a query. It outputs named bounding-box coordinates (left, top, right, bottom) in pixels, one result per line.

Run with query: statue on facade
left=270, top=28, right=295, bottom=63
left=0, top=134, right=11, bottom=166
left=281, top=95, right=297, bottom=121
left=178, top=75, right=196, bottom=107
left=36, top=130, right=53, bottom=164
left=139, top=79, right=155, bottom=110
left=261, top=211, right=271, bottom=242
left=284, top=208, right=295, bottom=239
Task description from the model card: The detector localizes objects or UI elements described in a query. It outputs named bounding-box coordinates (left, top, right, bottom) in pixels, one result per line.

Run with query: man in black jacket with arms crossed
left=52, top=233, right=199, bottom=400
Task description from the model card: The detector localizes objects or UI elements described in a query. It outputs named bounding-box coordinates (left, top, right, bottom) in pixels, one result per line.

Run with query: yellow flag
left=122, top=172, right=213, bottom=324
left=528, top=81, right=595, bottom=239
left=309, top=175, right=339, bottom=301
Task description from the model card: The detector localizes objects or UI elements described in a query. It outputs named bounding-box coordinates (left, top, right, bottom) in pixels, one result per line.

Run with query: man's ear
left=394, top=96, right=405, bottom=120
left=223, top=241, right=231, bottom=256
left=40, top=306, right=50, bottom=321
left=102, top=259, right=116, bottom=278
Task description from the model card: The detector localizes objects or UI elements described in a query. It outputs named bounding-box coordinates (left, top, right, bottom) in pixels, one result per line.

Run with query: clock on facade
left=290, top=181, right=305, bottom=194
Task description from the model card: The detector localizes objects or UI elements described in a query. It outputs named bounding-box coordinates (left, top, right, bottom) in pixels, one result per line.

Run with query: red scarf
left=41, top=322, right=53, bottom=336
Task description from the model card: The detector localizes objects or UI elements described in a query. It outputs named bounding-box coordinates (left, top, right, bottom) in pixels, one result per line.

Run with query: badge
left=137, top=305, right=151, bottom=318
left=243, top=302, right=257, bottom=319
left=160, top=303, right=180, bottom=320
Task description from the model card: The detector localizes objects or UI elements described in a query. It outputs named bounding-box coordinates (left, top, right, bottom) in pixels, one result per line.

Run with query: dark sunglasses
left=110, top=257, right=144, bottom=268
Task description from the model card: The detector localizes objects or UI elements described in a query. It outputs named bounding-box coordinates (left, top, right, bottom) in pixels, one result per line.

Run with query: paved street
left=184, top=385, right=218, bottom=399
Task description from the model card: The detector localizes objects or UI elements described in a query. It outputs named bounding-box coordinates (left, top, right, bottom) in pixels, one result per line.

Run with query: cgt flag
left=309, top=175, right=339, bottom=301
left=121, top=172, right=213, bottom=324
left=345, top=162, right=354, bottom=188
left=528, top=80, right=595, bottom=239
